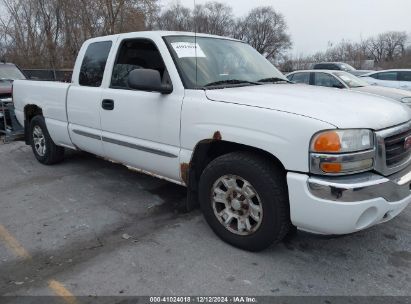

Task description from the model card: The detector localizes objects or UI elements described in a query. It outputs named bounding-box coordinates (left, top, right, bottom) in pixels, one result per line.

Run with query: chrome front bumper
left=308, top=164, right=411, bottom=202
left=287, top=165, right=411, bottom=235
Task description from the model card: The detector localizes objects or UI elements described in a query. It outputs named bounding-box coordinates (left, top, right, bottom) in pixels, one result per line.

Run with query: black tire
left=29, top=115, right=64, bottom=165
left=199, top=152, right=291, bottom=252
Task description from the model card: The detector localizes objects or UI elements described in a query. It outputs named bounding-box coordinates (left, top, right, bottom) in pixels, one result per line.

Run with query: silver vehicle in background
left=287, top=70, right=411, bottom=106
left=312, top=62, right=373, bottom=76
left=361, top=69, right=411, bottom=91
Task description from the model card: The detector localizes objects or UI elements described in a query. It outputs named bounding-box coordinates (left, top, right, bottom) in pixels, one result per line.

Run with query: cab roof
left=85, top=31, right=240, bottom=44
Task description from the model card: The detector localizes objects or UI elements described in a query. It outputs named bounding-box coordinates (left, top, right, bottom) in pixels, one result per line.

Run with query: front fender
left=180, top=91, right=334, bottom=173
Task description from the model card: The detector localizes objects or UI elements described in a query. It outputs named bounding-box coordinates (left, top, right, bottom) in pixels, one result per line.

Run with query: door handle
left=102, top=99, right=114, bottom=110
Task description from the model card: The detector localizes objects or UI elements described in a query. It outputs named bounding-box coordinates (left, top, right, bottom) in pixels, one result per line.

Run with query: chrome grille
left=375, top=120, right=411, bottom=176
left=385, top=129, right=411, bottom=166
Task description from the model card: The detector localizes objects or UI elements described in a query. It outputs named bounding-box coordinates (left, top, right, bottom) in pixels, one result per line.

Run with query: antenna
left=194, top=0, right=198, bottom=88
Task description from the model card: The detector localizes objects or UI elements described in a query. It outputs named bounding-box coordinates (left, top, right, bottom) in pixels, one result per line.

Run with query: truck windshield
left=164, top=36, right=287, bottom=89
left=0, top=65, right=26, bottom=80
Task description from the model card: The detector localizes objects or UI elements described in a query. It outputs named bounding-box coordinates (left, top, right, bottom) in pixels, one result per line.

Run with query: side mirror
left=333, top=83, right=345, bottom=89
left=128, top=69, right=173, bottom=94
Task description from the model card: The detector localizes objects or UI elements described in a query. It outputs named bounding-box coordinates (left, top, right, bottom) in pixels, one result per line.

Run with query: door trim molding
left=72, top=129, right=101, bottom=140
left=102, top=136, right=178, bottom=158
left=72, top=129, right=178, bottom=158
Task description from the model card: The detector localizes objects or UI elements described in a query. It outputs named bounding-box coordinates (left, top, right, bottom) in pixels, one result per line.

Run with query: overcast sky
left=161, top=0, right=411, bottom=55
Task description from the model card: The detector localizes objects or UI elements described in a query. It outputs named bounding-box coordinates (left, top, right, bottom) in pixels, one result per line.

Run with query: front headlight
left=310, top=129, right=375, bottom=175
left=311, top=129, right=373, bottom=153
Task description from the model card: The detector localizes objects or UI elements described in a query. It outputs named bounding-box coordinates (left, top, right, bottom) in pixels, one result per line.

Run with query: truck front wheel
left=29, top=115, right=64, bottom=165
left=199, top=152, right=291, bottom=251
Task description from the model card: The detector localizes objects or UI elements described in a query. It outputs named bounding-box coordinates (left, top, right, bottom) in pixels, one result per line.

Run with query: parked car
left=361, top=69, right=411, bottom=91
left=13, top=31, right=411, bottom=251
left=287, top=70, right=411, bottom=105
left=1, top=62, right=26, bottom=132
left=312, top=62, right=372, bottom=76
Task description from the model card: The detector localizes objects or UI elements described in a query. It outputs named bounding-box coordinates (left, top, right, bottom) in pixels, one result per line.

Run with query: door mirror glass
left=128, top=69, right=173, bottom=94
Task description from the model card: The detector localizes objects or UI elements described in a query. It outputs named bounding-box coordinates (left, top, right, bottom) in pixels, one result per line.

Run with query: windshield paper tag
left=171, top=42, right=206, bottom=58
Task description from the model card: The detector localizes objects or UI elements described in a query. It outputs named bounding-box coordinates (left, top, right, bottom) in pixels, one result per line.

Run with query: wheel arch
left=182, top=136, right=287, bottom=210
left=23, top=104, right=43, bottom=144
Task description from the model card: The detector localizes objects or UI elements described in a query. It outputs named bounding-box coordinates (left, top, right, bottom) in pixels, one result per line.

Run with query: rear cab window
left=79, top=41, right=112, bottom=87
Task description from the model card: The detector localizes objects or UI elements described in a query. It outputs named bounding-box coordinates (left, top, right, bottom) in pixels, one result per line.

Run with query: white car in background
left=360, top=69, right=411, bottom=91
left=287, top=70, right=411, bottom=106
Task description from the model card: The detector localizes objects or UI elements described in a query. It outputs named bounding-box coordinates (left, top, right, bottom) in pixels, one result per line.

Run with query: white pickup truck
left=13, top=31, right=411, bottom=251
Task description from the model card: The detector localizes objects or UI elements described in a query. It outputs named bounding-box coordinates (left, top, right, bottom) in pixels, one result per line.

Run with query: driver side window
left=110, top=39, right=171, bottom=90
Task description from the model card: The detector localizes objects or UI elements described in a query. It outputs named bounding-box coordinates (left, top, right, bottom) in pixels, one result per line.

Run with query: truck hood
left=205, top=84, right=411, bottom=130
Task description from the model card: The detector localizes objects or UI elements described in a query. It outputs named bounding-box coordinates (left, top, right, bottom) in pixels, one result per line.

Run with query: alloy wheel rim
left=33, top=126, right=46, bottom=156
left=211, top=175, right=263, bottom=236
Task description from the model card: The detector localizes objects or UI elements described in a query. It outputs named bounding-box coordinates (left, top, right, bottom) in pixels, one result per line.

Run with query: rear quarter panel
left=13, top=80, right=73, bottom=147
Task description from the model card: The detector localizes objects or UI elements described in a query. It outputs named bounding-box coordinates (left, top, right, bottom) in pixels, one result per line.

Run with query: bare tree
left=1, top=0, right=46, bottom=67
left=193, top=2, right=234, bottom=36
left=382, top=31, right=407, bottom=61
left=101, top=0, right=153, bottom=34
left=366, top=31, right=407, bottom=63
left=233, top=7, right=291, bottom=61
left=0, top=0, right=159, bottom=68
left=284, top=31, right=410, bottom=72
left=156, top=2, right=193, bottom=32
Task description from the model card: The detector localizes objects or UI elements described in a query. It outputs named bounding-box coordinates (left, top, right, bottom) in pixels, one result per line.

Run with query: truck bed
left=13, top=80, right=72, bottom=147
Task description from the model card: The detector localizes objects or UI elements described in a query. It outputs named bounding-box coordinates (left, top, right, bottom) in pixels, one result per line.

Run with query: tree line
left=0, top=0, right=409, bottom=71
left=0, top=0, right=291, bottom=69
left=281, top=31, right=411, bottom=72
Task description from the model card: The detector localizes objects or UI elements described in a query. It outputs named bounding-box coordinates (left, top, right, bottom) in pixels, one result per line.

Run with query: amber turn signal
left=320, top=163, right=342, bottom=173
left=313, top=131, right=341, bottom=153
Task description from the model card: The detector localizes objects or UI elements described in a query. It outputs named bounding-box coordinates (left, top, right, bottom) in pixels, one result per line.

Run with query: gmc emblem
left=404, top=136, right=411, bottom=150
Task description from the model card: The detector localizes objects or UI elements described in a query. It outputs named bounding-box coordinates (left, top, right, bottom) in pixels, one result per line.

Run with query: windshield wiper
left=204, top=79, right=261, bottom=88
left=257, top=77, right=291, bottom=84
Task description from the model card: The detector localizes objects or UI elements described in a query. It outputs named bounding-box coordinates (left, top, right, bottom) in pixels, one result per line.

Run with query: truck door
left=67, top=40, right=114, bottom=155
left=100, top=37, right=184, bottom=182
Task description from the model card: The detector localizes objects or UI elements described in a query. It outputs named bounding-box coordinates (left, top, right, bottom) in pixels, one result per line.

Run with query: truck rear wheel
left=199, top=152, right=291, bottom=251
left=29, top=115, right=64, bottom=165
